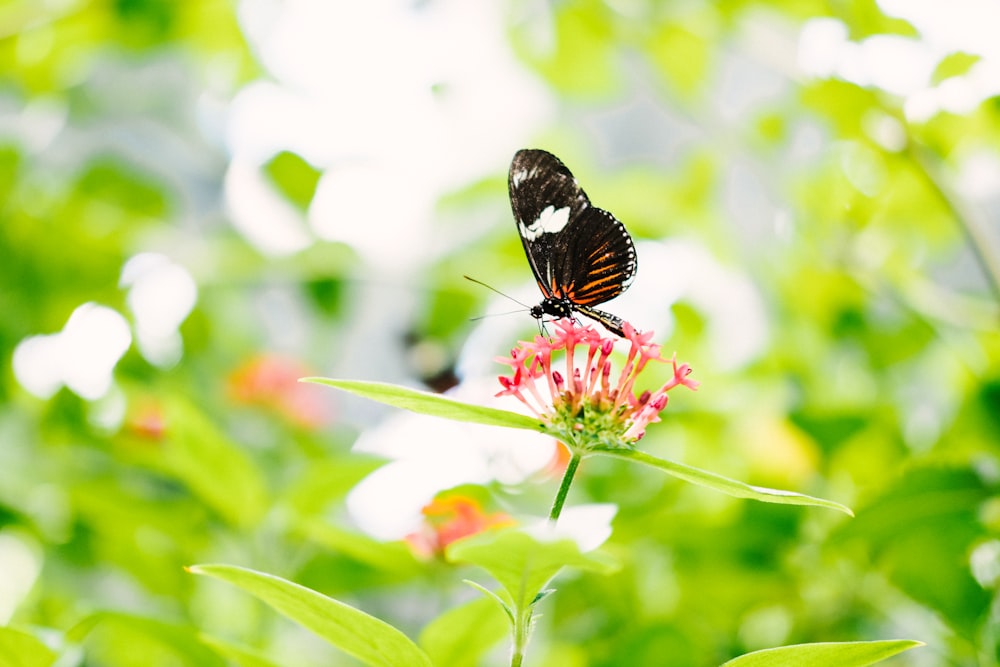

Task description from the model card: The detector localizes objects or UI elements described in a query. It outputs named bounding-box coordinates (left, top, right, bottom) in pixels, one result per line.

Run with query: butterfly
left=508, top=148, right=638, bottom=337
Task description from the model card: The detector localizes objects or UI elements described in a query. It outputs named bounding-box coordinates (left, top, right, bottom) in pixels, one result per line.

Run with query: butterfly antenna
left=463, top=275, right=532, bottom=309
left=468, top=308, right=530, bottom=323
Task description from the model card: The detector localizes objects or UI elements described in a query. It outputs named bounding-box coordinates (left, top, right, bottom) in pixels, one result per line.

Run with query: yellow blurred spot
left=743, top=416, right=820, bottom=487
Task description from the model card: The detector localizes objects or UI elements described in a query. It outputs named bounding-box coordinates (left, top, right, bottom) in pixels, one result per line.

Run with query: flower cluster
left=495, top=319, right=698, bottom=451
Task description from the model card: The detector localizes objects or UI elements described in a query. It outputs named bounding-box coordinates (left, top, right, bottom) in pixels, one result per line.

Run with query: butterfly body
left=508, top=149, right=637, bottom=337
left=531, top=298, right=627, bottom=337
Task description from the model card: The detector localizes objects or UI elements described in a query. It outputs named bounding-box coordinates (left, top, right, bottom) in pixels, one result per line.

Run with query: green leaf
left=721, top=639, right=923, bottom=666
left=188, top=564, right=432, bottom=667
left=646, top=20, right=713, bottom=98
left=283, top=456, right=385, bottom=517
left=842, top=0, right=918, bottom=40
left=66, top=611, right=227, bottom=666
left=77, top=157, right=169, bottom=218
left=602, top=449, right=854, bottom=516
left=834, top=466, right=992, bottom=634
left=197, top=635, right=282, bottom=667
left=263, top=150, right=322, bottom=211
left=447, top=528, right=619, bottom=611
left=419, top=596, right=509, bottom=667
left=0, top=627, right=57, bottom=667
left=121, top=397, right=268, bottom=528
left=462, top=579, right=514, bottom=622
left=511, top=1, right=618, bottom=97
left=297, top=518, right=423, bottom=576
left=303, top=378, right=544, bottom=431
left=931, top=52, right=981, bottom=85
left=801, top=80, right=881, bottom=139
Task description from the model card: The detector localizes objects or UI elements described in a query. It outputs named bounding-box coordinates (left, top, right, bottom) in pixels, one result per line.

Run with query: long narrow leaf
left=66, top=611, right=226, bottom=665
left=199, top=635, right=282, bottom=667
left=603, top=449, right=854, bottom=516
left=721, top=639, right=923, bottom=666
left=303, top=378, right=543, bottom=431
left=0, top=627, right=57, bottom=667
left=189, top=564, right=432, bottom=667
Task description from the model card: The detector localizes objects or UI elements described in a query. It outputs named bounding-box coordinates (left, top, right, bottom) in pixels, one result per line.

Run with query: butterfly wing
left=508, top=149, right=590, bottom=298
left=508, top=149, right=636, bottom=307
left=553, top=207, right=637, bottom=306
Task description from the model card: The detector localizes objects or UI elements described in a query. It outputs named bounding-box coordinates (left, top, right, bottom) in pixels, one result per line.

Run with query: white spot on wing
left=519, top=205, right=571, bottom=240
left=512, top=168, right=528, bottom=186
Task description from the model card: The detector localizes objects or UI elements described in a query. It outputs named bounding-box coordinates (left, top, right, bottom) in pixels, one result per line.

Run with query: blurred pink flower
left=228, top=354, right=328, bottom=429
left=125, top=400, right=167, bottom=441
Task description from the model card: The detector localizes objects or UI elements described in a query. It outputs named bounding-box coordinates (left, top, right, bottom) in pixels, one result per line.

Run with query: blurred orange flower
left=543, top=441, right=572, bottom=477
left=405, top=495, right=514, bottom=558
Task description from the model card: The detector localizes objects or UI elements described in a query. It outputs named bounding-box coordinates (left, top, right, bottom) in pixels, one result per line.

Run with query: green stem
left=504, top=451, right=582, bottom=667
left=508, top=449, right=581, bottom=666
left=511, top=605, right=537, bottom=667
left=548, top=452, right=581, bottom=524
left=907, top=141, right=1000, bottom=311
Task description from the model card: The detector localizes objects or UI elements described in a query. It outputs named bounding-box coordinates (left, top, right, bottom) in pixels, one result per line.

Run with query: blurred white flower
left=13, top=303, right=131, bottom=400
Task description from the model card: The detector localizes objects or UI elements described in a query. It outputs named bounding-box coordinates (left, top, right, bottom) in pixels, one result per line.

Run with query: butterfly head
left=533, top=297, right=573, bottom=321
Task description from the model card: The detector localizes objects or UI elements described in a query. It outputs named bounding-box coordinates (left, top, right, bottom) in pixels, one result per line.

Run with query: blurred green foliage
left=264, top=152, right=321, bottom=213
left=1, top=0, right=998, bottom=666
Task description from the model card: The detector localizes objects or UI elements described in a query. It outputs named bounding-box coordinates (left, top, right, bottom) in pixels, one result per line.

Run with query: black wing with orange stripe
left=508, top=149, right=637, bottom=335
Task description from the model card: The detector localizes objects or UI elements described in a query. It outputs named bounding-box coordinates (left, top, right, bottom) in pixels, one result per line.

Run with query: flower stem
left=548, top=451, right=581, bottom=524
left=511, top=627, right=525, bottom=667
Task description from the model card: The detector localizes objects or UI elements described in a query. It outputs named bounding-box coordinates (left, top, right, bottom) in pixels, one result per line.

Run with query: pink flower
left=495, top=319, right=698, bottom=450
left=228, top=354, right=328, bottom=429
left=124, top=399, right=167, bottom=441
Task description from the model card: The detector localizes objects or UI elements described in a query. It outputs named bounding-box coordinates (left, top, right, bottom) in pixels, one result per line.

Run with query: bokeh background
left=2, top=0, right=999, bottom=665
